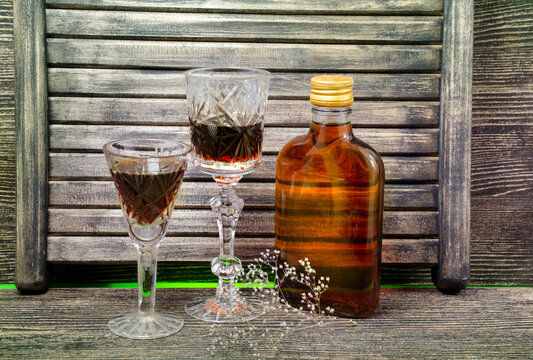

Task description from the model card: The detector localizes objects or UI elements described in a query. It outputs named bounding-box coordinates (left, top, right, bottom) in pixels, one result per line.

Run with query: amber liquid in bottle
left=275, top=106, right=384, bottom=318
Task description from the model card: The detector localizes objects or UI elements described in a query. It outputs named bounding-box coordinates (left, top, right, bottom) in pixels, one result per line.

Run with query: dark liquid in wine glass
left=111, top=159, right=186, bottom=225
left=189, top=117, right=263, bottom=164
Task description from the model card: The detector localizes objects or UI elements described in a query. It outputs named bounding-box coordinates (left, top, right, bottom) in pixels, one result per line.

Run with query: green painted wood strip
left=47, top=69, right=441, bottom=99
left=45, top=0, right=444, bottom=14
left=47, top=236, right=439, bottom=264
left=49, top=125, right=439, bottom=154
left=14, top=0, right=49, bottom=293
left=47, top=282, right=220, bottom=289
left=47, top=208, right=439, bottom=236
left=35, top=284, right=533, bottom=290
left=45, top=262, right=437, bottom=285
left=46, top=10, right=443, bottom=43
left=40, top=284, right=531, bottom=289
left=49, top=153, right=439, bottom=182
left=49, top=181, right=438, bottom=209
left=47, top=39, right=442, bottom=71
left=48, top=98, right=440, bottom=127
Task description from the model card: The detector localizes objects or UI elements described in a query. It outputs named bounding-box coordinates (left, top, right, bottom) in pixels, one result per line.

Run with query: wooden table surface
left=1, top=288, right=531, bottom=359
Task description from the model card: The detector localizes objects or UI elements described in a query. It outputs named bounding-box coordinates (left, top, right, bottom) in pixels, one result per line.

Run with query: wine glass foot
left=185, top=294, right=264, bottom=323
left=108, top=311, right=184, bottom=339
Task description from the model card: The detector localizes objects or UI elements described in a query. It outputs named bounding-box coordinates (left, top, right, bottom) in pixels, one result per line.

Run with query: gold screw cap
left=310, top=75, right=354, bottom=107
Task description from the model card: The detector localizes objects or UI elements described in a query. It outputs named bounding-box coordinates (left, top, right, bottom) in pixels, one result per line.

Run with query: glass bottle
left=275, top=75, right=384, bottom=318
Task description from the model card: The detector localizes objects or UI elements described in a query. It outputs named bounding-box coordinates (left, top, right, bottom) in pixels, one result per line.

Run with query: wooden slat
left=49, top=98, right=440, bottom=127
left=49, top=125, right=439, bottom=154
left=14, top=0, right=49, bottom=293
left=46, top=10, right=443, bottom=44
left=48, top=208, right=439, bottom=236
left=45, top=0, right=444, bottom=14
left=47, top=69, right=441, bottom=99
left=49, top=181, right=438, bottom=209
left=47, top=39, right=441, bottom=71
left=49, top=153, right=439, bottom=182
left=47, top=236, right=439, bottom=264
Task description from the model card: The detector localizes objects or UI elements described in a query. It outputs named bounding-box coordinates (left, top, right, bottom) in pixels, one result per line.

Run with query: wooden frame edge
left=14, top=0, right=50, bottom=293
left=433, top=0, right=473, bottom=292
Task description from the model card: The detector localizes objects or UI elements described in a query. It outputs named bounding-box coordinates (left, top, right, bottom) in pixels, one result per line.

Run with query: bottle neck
left=311, top=105, right=353, bottom=142
left=312, top=105, right=352, bottom=125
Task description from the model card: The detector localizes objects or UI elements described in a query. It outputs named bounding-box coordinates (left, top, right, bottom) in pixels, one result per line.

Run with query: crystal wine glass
left=184, top=67, right=270, bottom=322
left=103, top=138, right=191, bottom=339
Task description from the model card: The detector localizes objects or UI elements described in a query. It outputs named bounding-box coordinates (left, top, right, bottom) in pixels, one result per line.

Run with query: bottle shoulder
left=349, top=137, right=385, bottom=169
left=276, top=133, right=384, bottom=184
left=278, top=133, right=383, bottom=167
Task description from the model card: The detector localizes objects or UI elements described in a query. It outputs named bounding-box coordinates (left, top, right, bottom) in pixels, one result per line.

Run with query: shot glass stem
left=137, top=245, right=159, bottom=314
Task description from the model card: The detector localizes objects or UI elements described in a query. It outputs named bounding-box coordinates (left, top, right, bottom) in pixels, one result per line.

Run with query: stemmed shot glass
left=103, top=138, right=191, bottom=339
left=184, top=68, right=270, bottom=322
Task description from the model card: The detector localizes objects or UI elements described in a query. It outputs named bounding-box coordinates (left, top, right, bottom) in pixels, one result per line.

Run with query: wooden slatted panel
left=44, top=1, right=443, bottom=267
left=46, top=10, right=442, bottom=44
left=49, top=125, right=439, bottom=154
left=48, top=98, right=440, bottom=127
left=48, top=209, right=439, bottom=236
left=47, top=237, right=439, bottom=264
left=45, top=0, right=444, bottom=14
left=47, top=69, right=441, bottom=99
left=48, top=182, right=438, bottom=209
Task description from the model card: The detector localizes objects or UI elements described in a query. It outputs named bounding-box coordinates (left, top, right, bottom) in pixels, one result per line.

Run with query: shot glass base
left=185, top=293, right=264, bottom=323
left=108, top=311, right=183, bottom=339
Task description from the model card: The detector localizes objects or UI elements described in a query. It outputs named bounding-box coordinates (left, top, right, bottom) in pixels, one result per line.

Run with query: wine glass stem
left=137, top=245, right=159, bottom=314
left=211, top=177, right=244, bottom=296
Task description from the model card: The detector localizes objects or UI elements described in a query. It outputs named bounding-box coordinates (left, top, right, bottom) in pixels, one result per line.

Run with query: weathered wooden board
left=49, top=125, right=439, bottom=154
left=470, top=210, right=533, bottom=286
left=47, top=69, right=441, bottom=99
left=46, top=39, right=441, bottom=71
left=48, top=208, right=439, bottom=236
left=49, top=182, right=438, bottom=209
left=471, top=126, right=533, bottom=196
left=0, top=0, right=15, bottom=283
left=45, top=0, right=444, bottom=14
left=47, top=236, right=439, bottom=264
left=47, top=39, right=442, bottom=71
left=48, top=98, right=440, bottom=127
left=0, top=41, right=13, bottom=86
left=0, top=99, right=15, bottom=283
left=49, top=153, right=439, bottom=181
left=46, top=10, right=443, bottom=44
left=14, top=0, right=49, bottom=292
left=434, top=0, right=473, bottom=291
left=1, top=288, right=532, bottom=359
left=466, top=0, right=533, bottom=287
